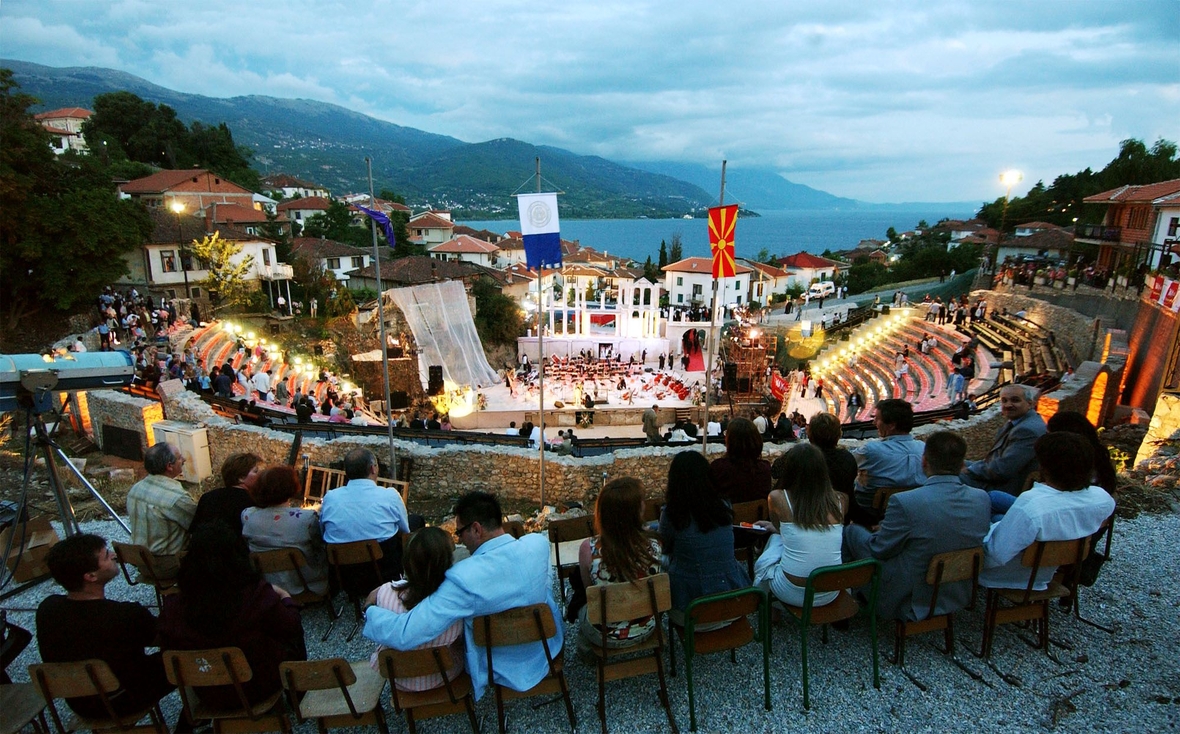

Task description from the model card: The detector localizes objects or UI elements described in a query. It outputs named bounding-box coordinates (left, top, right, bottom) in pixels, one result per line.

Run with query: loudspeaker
left=738, top=377, right=751, bottom=393
left=722, top=362, right=738, bottom=390
left=390, top=390, right=410, bottom=409
left=428, top=365, right=444, bottom=396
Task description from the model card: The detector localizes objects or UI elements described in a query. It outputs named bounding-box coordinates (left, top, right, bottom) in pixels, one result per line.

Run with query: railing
left=1076, top=223, right=1122, bottom=242
left=302, top=464, right=407, bottom=506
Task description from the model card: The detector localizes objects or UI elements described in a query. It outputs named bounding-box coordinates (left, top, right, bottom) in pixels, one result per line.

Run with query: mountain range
left=6, top=59, right=978, bottom=218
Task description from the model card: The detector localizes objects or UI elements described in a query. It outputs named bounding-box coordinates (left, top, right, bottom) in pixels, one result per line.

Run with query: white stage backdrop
left=387, top=280, right=500, bottom=390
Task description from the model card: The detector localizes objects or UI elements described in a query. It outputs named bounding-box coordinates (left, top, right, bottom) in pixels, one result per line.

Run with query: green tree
left=886, top=226, right=898, bottom=243
left=190, top=232, right=254, bottom=309
left=378, top=189, right=406, bottom=204
left=658, top=239, right=668, bottom=269
left=472, top=277, right=523, bottom=346
left=291, top=255, right=336, bottom=305
left=259, top=208, right=291, bottom=262
left=643, top=255, right=659, bottom=282
left=303, top=200, right=370, bottom=247
left=669, top=232, right=683, bottom=262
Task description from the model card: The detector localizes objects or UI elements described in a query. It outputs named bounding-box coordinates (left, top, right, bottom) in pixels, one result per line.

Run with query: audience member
left=158, top=523, right=306, bottom=709
left=849, top=399, right=926, bottom=526
left=787, top=412, right=857, bottom=515
left=980, top=433, right=1115, bottom=590
left=190, top=452, right=263, bottom=537
left=843, top=432, right=990, bottom=620
left=752, top=444, right=845, bottom=607
left=709, top=417, right=772, bottom=504
left=367, top=527, right=465, bottom=692
left=658, top=452, right=750, bottom=621
left=577, top=478, right=663, bottom=648
left=37, top=535, right=174, bottom=719
left=963, top=384, right=1047, bottom=496
left=363, top=491, right=562, bottom=701
left=241, top=466, right=329, bottom=596
left=320, top=448, right=413, bottom=580
left=1046, top=411, right=1118, bottom=494
left=126, top=443, right=197, bottom=576
left=643, top=404, right=661, bottom=444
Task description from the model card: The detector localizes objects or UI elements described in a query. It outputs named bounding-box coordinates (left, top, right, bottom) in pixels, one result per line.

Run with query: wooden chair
left=730, top=500, right=767, bottom=579
left=870, top=486, right=912, bottom=514
left=584, top=574, right=677, bottom=734
left=249, top=548, right=330, bottom=608
left=1062, top=513, right=1116, bottom=633
left=0, top=681, right=47, bottom=734
left=29, top=660, right=167, bottom=734
left=471, top=603, right=576, bottom=734
left=893, top=547, right=982, bottom=668
left=502, top=520, right=526, bottom=539
left=279, top=658, right=388, bottom=733
left=325, top=540, right=385, bottom=642
left=668, top=586, right=770, bottom=732
left=164, top=647, right=291, bottom=733
left=777, top=558, right=881, bottom=710
left=111, top=543, right=178, bottom=607
left=979, top=538, right=1087, bottom=660
left=547, top=516, right=595, bottom=609
left=377, top=646, right=479, bottom=734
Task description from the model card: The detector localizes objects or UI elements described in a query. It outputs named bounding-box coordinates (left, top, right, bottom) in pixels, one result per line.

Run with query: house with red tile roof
left=34, top=107, right=91, bottom=154
left=277, top=196, right=333, bottom=231
left=1078, top=179, right=1180, bottom=272
left=347, top=255, right=490, bottom=293
left=428, top=234, right=502, bottom=267
left=120, top=169, right=259, bottom=216
left=408, top=212, right=455, bottom=246
left=290, top=237, right=372, bottom=281
left=262, top=174, right=330, bottom=200
left=662, top=257, right=752, bottom=307
left=777, top=252, right=842, bottom=288
left=738, top=259, right=792, bottom=304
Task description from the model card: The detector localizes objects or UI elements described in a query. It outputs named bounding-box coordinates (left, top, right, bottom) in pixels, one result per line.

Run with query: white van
left=808, top=281, right=836, bottom=298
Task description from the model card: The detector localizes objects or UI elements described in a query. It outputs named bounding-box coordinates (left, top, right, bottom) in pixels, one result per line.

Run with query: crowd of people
left=25, top=382, right=1116, bottom=729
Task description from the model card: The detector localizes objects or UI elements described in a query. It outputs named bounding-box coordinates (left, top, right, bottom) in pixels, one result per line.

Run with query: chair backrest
left=471, top=603, right=558, bottom=648
left=326, top=539, right=384, bottom=567
left=871, top=487, right=911, bottom=512
left=30, top=659, right=120, bottom=700
left=808, top=559, right=880, bottom=596
left=641, top=501, right=663, bottom=525
left=731, top=500, right=766, bottom=525
left=279, top=658, right=356, bottom=693
left=685, top=586, right=763, bottom=627
left=164, top=647, right=254, bottom=688
left=1020, top=538, right=1088, bottom=570
left=922, top=546, right=983, bottom=619
left=251, top=547, right=308, bottom=575
left=377, top=646, right=460, bottom=682
left=112, top=542, right=172, bottom=582
left=585, top=574, right=672, bottom=626
left=502, top=520, right=526, bottom=539
left=547, top=516, right=594, bottom=544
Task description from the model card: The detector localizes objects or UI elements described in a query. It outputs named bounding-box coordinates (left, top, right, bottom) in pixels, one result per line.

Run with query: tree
left=669, top=232, right=683, bottom=263
left=658, top=240, right=668, bottom=269
left=643, top=255, right=659, bottom=282
left=259, top=208, right=291, bottom=263
left=291, top=255, right=336, bottom=304
left=302, top=200, right=370, bottom=248
left=886, top=226, right=898, bottom=243
left=472, top=277, right=523, bottom=347
left=189, top=233, right=254, bottom=309
left=378, top=189, right=406, bottom=205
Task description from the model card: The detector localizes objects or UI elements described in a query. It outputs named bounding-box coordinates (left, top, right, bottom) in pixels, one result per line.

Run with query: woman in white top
left=753, top=443, right=846, bottom=607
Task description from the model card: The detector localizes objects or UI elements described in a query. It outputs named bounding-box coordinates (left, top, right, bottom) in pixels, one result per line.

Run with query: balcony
left=257, top=263, right=294, bottom=280
left=1077, top=223, right=1122, bottom=243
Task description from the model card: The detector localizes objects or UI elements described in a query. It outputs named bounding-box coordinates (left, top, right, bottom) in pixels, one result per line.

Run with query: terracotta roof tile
left=34, top=107, right=92, bottom=120
left=778, top=252, right=842, bottom=269
left=1083, top=179, right=1180, bottom=204
left=290, top=237, right=370, bottom=260
left=276, top=196, right=332, bottom=212
left=662, top=257, right=753, bottom=274
left=429, top=235, right=501, bottom=254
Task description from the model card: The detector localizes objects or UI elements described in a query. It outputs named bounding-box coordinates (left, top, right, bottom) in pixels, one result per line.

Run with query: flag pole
left=366, top=157, right=399, bottom=480
left=701, top=160, right=727, bottom=456
left=535, top=156, right=547, bottom=509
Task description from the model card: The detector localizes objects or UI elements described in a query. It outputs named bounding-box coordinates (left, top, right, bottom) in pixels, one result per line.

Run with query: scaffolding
left=721, top=323, right=777, bottom=397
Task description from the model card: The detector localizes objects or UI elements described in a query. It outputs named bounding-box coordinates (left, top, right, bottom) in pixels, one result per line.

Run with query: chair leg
left=894, top=621, right=905, bottom=667
left=405, top=710, right=419, bottom=734
left=800, top=629, right=811, bottom=710
left=654, top=647, right=679, bottom=734
left=685, top=647, right=697, bottom=732
left=668, top=618, right=678, bottom=678
left=558, top=671, right=577, bottom=732
left=869, top=609, right=880, bottom=690
left=944, top=615, right=956, bottom=656
left=375, top=706, right=390, bottom=734
left=597, top=661, right=608, bottom=734
left=979, top=591, right=996, bottom=659
left=496, top=685, right=508, bottom=734
left=464, top=696, right=480, bottom=734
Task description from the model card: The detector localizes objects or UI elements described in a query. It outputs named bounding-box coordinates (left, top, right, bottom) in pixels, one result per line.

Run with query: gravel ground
left=4, top=513, right=1178, bottom=734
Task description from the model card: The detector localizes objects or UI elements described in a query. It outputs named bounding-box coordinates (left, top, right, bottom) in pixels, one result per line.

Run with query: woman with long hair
left=753, top=443, right=846, bottom=607
left=1046, top=411, right=1118, bottom=493
left=709, top=417, right=772, bottom=503
left=367, top=527, right=465, bottom=691
left=241, top=466, right=329, bottom=595
left=577, top=477, right=663, bottom=647
left=659, top=451, right=750, bottom=617
left=190, top=452, right=264, bottom=536
left=159, top=523, right=306, bottom=708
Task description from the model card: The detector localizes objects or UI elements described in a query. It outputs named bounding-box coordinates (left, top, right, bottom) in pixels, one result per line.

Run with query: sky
left=3, top=0, right=1178, bottom=203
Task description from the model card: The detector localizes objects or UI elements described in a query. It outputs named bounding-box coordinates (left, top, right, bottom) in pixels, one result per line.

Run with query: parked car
left=808, top=281, right=836, bottom=298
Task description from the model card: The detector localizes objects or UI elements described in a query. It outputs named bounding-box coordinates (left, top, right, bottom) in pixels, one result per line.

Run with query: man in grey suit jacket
left=962, top=384, right=1047, bottom=496
left=844, top=431, right=991, bottom=621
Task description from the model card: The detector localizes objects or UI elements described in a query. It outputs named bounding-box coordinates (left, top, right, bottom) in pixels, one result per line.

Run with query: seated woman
left=578, top=477, right=663, bottom=648
left=159, top=523, right=306, bottom=709
left=753, top=443, right=846, bottom=607
left=241, top=466, right=329, bottom=596
left=708, top=417, right=772, bottom=504
left=659, top=451, right=750, bottom=623
left=190, top=452, right=263, bottom=537
left=367, top=527, right=465, bottom=691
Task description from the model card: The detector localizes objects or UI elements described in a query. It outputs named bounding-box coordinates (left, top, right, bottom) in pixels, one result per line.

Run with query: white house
left=738, top=259, right=792, bottom=303
left=261, top=174, right=330, bottom=201
left=407, top=212, right=455, bottom=247
left=277, top=196, right=332, bottom=230
left=662, top=257, right=752, bottom=307
left=290, top=237, right=372, bottom=282
left=34, top=107, right=91, bottom=154
left=428, top=234, right=501, bottom=267
left=777, top=252, right=841, bottom=288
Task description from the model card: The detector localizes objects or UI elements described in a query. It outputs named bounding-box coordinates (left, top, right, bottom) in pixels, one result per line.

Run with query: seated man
left=980, top=432, right=1115, bottom=590
left=849, top=399, right=926, bottom=527
left=962, top=384, right=1047, bottom=496
left=126, top=442, right=196, bottom=577
left=843, top=432, right=991, bottom=620
left=320, top=448, right=413, bottom=580
left=362, top=491, right=562, bottom=701
left=37, top=534, right=174, bottom=718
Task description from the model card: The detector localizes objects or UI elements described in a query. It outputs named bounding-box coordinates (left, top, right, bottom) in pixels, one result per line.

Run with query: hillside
left=6, top=59, right=717, bottom=218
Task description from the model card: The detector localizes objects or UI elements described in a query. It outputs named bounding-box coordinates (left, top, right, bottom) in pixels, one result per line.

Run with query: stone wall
left=86, top=391, right=164, bottom=455
left=1136, top=392, right=1180, bottom=468
left=975, top=289, right=1105, bottom=367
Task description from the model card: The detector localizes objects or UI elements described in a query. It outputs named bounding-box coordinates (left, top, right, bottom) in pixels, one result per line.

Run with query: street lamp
left=985, top=169, right=1022, bottom=282
left=170, top=200, right=191, bottom=298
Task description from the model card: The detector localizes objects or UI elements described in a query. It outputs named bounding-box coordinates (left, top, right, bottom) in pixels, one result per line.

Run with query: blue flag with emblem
left=516, top=193, right=562, bottom=270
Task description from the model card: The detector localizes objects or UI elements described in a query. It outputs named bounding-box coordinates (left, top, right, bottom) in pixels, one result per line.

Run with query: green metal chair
left=778, top=558, right=881, bottom=710
left=668, top=586, right=771, bottom=732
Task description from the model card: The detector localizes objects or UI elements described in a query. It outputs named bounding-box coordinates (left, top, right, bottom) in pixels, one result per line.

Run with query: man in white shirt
left=505, top=421, right=519, bottom=436
left=980, top=432, right=1114, bottom=590
left=251, top=369, right=272, bottom=402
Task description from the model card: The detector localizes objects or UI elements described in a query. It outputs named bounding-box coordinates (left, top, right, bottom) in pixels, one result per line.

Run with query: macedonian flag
left=708, top=204, right=738, bottom=278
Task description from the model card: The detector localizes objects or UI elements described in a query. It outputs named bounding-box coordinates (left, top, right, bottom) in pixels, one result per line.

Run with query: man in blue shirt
left=849, top=398, right=926, bottom=526
left=362, top=491, right=562, bottom=700
left=320, top=448, right=412, bottom=579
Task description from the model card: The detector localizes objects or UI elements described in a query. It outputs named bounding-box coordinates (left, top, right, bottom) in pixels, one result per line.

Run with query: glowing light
left=247, top=332, right=256, bottom=340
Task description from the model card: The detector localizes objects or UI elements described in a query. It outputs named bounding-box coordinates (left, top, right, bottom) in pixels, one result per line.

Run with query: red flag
left=708, top=205, right=738, bottom=278
left=769, top=371, right=788, bottom=401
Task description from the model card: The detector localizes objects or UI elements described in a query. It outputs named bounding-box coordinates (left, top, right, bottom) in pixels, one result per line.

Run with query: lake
left=460, top=207, right=978, bottom=264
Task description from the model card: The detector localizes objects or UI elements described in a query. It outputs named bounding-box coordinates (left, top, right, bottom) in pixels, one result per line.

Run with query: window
left=692, top=284, right=703, bottom=297
left=166, top=289, right=176, bottom=299
left=352, top=256, right=364, bottom=268
left=295, top=212, right=302, bottom=220
left=1168, top=217, right=1179, bottom=237
left=263, top=249, right=271, bottom=266
left=1128, top=207, right=1148, bottom=230
left=191, top=287, right=201, bottom=298
left=161, top=250, right=177, bottom=273
left=327, top=258, right=340, bottom=269
left=677, top=294, right=684, bottom=303
left=676, top=276, right=683, bottom=286
left=756, top=283, right=763, bottom=297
